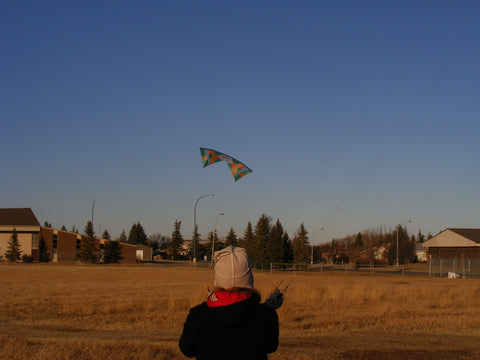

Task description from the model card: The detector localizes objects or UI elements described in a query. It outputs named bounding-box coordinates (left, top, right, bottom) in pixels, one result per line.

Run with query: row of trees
left=168, top=214, right=311, bottom=264
left=33, top=217, right=431, bottom=266
left=323, top=226, right=432, bottom=265
left=166, top=216, right=430, bottom=266
left=3, top=223, right=124, bottom=264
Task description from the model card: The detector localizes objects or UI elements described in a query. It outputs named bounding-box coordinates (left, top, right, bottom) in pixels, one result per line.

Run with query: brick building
left=423, top=228, right=480, bottom=260
left=0, top=208, right=136, bottom=263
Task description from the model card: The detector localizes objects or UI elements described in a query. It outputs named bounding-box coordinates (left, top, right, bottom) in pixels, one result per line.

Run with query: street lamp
left=396, top=220, right=412, bottom=267
left=212, top=212, right=224, bottom=262
left=193, top=193, right=214, bottom=262
left=311, top=227, right=325, bottom=264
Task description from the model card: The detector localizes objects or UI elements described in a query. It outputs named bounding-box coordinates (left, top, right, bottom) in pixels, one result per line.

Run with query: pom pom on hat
left=214, top=246, right=254, bottom=289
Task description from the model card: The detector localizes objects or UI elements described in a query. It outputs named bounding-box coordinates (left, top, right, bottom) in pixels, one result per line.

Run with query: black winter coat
left=179, top=294, right=279, bottom=360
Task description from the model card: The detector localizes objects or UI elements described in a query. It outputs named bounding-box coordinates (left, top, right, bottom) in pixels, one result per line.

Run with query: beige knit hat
left=213, top=246, right=254, bottom=289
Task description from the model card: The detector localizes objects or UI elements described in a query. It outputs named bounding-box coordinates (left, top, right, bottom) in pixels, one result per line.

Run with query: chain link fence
left=183, top=259, right=480, bottom=278
left=429, top=257, right=480, bottom=278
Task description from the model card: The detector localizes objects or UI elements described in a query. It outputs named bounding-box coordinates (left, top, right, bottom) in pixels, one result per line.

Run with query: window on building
left=32, top=233, right=39, bottom=248
left=53, top=234, right=57, bottom=249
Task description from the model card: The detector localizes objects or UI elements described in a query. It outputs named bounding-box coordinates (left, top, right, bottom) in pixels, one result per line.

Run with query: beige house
left=423, top=228, right=480, bottom=259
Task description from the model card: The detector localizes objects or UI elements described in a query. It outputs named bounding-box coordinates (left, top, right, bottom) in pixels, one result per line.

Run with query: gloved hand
left=264, top=288, right=284, bottom=310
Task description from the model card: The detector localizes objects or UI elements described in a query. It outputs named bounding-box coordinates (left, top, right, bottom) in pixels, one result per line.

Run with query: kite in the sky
left=200, top=147, right=253, bottom=182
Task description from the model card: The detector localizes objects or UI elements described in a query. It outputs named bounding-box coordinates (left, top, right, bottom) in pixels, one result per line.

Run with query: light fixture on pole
left=212, top=212, right=224, bottom=263
left=396, top=220, right=412, bottom=267
left=193, top=194, right=214, bottom=262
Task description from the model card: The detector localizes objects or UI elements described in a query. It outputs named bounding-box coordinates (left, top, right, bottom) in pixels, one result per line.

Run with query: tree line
left=5, top=217, right=431, bottom=266
left=168, top=214, right=311, bottom=264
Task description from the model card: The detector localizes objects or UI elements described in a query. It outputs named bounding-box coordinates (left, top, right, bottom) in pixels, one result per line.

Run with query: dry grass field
left=1, top=263, right=480, bottom=360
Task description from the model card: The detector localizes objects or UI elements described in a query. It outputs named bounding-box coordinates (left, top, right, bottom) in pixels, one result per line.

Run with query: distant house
left=374, top=245, right=388, bottom=262
left=414, top=243, right=427, bottom=263
left=0, top=208, right=136, bottom=263
left=423, top=228, right=480, bottom=260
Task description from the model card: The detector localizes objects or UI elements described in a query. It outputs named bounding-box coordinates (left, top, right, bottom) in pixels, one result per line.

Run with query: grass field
left=1, top=263, right=480, bottom=360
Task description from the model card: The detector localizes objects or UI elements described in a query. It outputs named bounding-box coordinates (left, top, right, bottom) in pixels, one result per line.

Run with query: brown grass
left=1, top=263, right=479, bottom=359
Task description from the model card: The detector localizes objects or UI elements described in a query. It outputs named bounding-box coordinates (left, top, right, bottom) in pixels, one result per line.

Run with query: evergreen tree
left=281, top=230, right=294, bottom=263
left=354, top=232, right=363, bottom=247
left=417, top=229, right=426, bottom=243
left=128, top=222, right=148, bottom=245
left=5, top=228, right=22, bottom=262
left=61, top=225, right=67, bottom=231
left=266, top=219, right=285, bottom=263
left=191, top=225, right=200, bottom=260
left=103, top=240, right=123, bottom=264
left=118, top=230, right=127, bottom=243
left=102, top=230, right=111, bottom=240
left=240, top=222, right=254, bottom=256
left=386, top=225, right=411, bottom=265
left=38, top=236, right=49, bottom=262
left=44, top=221, right=52, bottom=228
left=252, top=214, right=271, bottom=264
left=170, top=220, right=183, bottom=260
left=292, top=223, right=310, bottom=263
left=78, top=221, right=98, bottom=263
left=224, top=228, right=238, bottom=247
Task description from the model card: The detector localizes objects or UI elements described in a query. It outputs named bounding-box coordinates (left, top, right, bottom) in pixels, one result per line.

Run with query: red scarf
left=207, top=291, right=252, bottom=308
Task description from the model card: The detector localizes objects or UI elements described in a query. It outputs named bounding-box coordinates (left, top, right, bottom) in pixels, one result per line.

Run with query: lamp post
left=311, top=227, right=325, bottom=264
left=194, top=194, right=214, bottom=262
left=91, top=201, right=95, bottom=229
left=396, top=220, right=412, bottom=267
left=212, top=212, right=224, bottom=262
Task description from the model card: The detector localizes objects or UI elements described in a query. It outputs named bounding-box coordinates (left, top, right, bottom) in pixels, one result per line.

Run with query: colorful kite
left=200, top=147, right=253, bottom=182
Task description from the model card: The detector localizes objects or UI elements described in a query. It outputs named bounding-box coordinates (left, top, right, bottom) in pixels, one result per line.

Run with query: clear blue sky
left=2, top=1, right=479, bottom=244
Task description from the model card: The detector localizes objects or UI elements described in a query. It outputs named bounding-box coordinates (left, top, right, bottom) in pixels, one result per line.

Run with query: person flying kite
left=200, top=147, right=253, bottom=182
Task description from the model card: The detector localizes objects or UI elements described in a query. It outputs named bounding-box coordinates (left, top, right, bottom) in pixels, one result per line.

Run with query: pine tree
left=354, top=232, right=363, bottom=247
left=128, top=222, right=148, bottom=245
left=266, top=219, right=285, bottom=263
left=292, top=223, right=310, bottom=263
left=61, top=225, right=67, bottom=231
left=240, top=222, right=254, bottom=256
left=78, top=221, right=98, bottom=263
left=38, top=236, right=49, bottom=262
left=281, top=230, right=293, bottom=263
left=252, top=214, right=271, bottom=264
left=170, top=220, right=183, bottom=260
left=118, top=230, right=127, bottom=242
left=103, top=240, right=123, bottom=264
left=5, top=228, right=22, bottom=262
left=224, top=228, right=238, bottom=247
left=387, top=225, right=411, bottom=265
left=191, top=225, right=200, bottom=260
left=417, top=229, right=426, bottom=243
left=102, top=230, right=111, bottom=240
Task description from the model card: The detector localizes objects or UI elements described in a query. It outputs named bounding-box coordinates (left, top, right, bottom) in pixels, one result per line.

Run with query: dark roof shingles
left=0, top=208, right=40, bottom=226
left=448, top=228, right=480, bottom=244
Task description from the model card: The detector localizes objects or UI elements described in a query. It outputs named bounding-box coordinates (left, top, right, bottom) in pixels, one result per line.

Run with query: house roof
left=446, top=228, right=480, bottom=244
left=0, top=208, right=40, bottom=226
